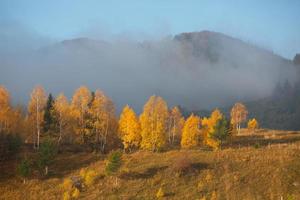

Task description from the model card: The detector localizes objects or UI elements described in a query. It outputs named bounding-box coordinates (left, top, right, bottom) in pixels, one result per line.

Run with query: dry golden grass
left=1, top=129, right=300, bottom=200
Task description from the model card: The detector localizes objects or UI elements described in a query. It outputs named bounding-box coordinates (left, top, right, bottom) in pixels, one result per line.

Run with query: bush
left=37, top=138, right=57, bottom=175
left=62, top=178, right=73, bottom=191
left=72, top=188, right=80, bottom=199
left=170, top=154, right=192, bottom=176
left=156, top=187, right=165, bottom=198
left=80, top=168, right=97, bottom=186
left=105, top=150, right=123, bottom=176
left=63, top=192, right=71, bottom=200
left=17, top=158, right=31, bottom=183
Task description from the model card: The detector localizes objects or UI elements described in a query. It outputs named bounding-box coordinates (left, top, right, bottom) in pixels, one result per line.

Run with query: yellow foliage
left=168, top=106, right=185, bottom=144
left=72, top=188, right=80, bottom=199
left=230, top=102, right=248, bottom=135
left=202, top=109, right=223, bottom=149
left=205, top=172, right=213, bottom=183
left=63, top=191, right=71, bottom=200
left=27, top=85, right=47, bottom=146
left=181, top=114, right=201, bottom=149
left=206, top=137, right=220, bottom=150
left=80, top=168, right=97, bottom=186
left=210, top=191, right=217, bottom=200
left=156, top=187, right=165, bottom=198
left=119, top=105, right=141, bottom=151
left=0, top=86, right=23, bottom=135
left=140, top=96, right=168, bottom=151
left=70, top=86, right=92, bottom=142
left=247, top=118, right=259, bottom=130
left=61, top=178, right=73, bottom=191
left=89, top=89, right=117, bottom=151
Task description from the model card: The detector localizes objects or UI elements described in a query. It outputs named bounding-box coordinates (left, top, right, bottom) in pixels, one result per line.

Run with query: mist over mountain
left=1, top=30, right=298, bottom=113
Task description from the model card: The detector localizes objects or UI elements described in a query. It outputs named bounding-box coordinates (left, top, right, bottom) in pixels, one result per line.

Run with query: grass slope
left=1, top=129, right=300, bottom=200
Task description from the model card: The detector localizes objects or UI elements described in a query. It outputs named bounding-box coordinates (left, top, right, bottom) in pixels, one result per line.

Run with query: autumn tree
left=70, top=86, right=92, bottom=144
left=140, top=95, right=168, bottom=152
left=118, top=105, right=141, bottom=152
left=167, top=106, right=185, bottom=145
left=181, top=114, right=201, bottom=149
left=53, top=93, right=70, bottom=144
left=248, top=118, right=259, bottom=131
left=28, top=85, right=47, bottom=149
left=89, top=89, right=118, bottom=152
left=0, top=85, right=11, bottom=134
left=202, top=109, right=223, bottom=149
left=230, top=103, right=248, bottom=135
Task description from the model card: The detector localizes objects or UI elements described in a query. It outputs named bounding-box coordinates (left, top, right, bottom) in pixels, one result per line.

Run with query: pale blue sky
left=1, top=0, right=299, bottom=58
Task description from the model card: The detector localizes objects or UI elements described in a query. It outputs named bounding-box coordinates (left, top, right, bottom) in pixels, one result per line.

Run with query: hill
left=1, top=129, right=300, bottom=199
left=2, top=31, right=297, bottom=112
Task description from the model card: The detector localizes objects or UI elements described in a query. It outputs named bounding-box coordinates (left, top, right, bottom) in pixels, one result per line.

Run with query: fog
left=0, top=23, right=298, bottom=113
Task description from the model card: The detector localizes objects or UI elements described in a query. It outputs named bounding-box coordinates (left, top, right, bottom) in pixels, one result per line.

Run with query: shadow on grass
left=120, top=166, right=168, bottom=180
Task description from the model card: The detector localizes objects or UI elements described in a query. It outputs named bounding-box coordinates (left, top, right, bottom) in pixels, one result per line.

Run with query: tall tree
left=140, top=95, right=168, bottom=152
left=168, top=106, right=185, bottom=145
left=181, top=114, right=201, bottom=149
left=70, top=86, right=92, bottom=144
left=28, top=85, right=47, bottom=149
left=0, top=86, right=11, bottom=134
left=53, top=93, right=70, bottom=144
left=43, top=93, right=55, bottom=133
left=89, top=89, right=117, bottom=152
left=118, top=105, right=141, bottom=152
left=230, top=103, right=248, bottom=135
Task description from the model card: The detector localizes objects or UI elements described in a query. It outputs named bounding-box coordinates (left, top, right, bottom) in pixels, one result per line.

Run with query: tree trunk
left=58, top=112, right=62, bottom=144
left=45, top=166, right=48, bottom=175
left=36, top=96, right=40, bottom=149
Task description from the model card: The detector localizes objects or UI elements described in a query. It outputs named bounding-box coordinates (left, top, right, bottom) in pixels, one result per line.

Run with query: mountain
left=2, top=31, right=298, bottom=115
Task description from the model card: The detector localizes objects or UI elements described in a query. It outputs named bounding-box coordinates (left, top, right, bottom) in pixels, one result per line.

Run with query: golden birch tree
left=118, top=105, right=141, bottom=152
left=28, top=85, right=47, bottom=149
left=181, top=114, right=201, bottom=149
left=167, top=106, right=185, bottom=145
left=0, top=85, right=11, bottom=134
left=89, top=89, right=117, bottom=152
left=53, top=93, right=70, bottom=144
left=230, top=103, right=248, bottom=135
left=140, top=95, right=168, bottom=152
left=70, top=86, right=92, bottom=144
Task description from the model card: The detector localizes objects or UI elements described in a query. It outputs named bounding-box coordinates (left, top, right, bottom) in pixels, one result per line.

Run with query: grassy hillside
left=1, top=129, right=300, bottom=200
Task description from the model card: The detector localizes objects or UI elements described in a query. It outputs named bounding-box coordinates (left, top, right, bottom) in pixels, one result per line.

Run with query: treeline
left=0, top=85, right=258, bottom=155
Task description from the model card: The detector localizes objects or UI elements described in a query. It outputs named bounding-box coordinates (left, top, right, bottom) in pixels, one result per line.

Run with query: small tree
left=37, top=138, right=57, bottom=175
left=18, top=158, right=31, bottom=183
left=207, top=117, right=231, bottom=150
left=105, top=150, right=122, bottom=176
left=230, top=103, right=248, bottom=135
left=247, top=118, right=259, bottom=131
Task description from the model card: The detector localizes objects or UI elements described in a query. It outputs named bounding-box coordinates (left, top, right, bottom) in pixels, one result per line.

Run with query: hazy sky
left=1, top=0, right=299, bottom=59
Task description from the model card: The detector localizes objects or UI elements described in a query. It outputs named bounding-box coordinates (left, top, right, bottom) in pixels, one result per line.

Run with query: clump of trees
left=1, top=84, right=255, bottom=156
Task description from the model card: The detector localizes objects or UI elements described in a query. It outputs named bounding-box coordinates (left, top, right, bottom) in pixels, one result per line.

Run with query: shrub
left=80, top=168, right=97, bottom=186
left=62, top=178, right=73, bottom=191
left=17, top=158, right=31, bottom=183
left=210, top=191, right=217, bottom=200
left=105, top=150, right=123, bottom=176
left=37, top=138, right=57, bottom=175
left=170, top=154, right=192, bottom=176
left=63, top=192, right=71, bottom=200
left=72, top=188, right=80, bottom=199
left=156, top=187, right=165, bottom=198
